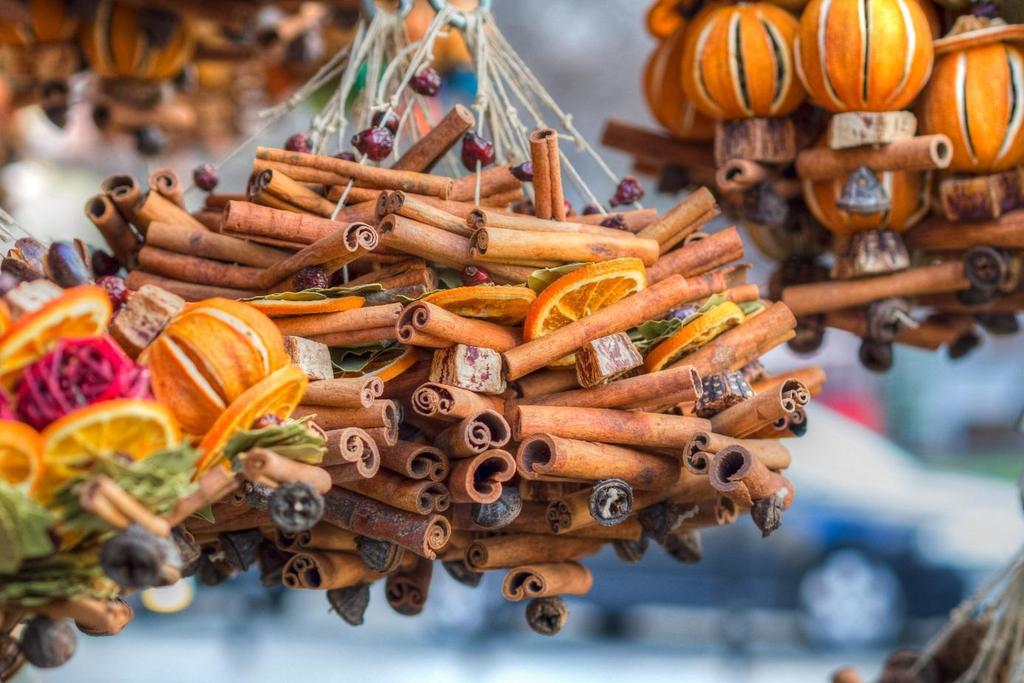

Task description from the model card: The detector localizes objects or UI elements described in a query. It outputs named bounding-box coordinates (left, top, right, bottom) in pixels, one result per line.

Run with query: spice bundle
left=605, top=0, right=1024, bottom=371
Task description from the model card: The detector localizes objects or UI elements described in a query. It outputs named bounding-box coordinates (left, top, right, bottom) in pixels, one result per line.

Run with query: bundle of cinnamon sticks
left=83, top=112, right=823, bottom=634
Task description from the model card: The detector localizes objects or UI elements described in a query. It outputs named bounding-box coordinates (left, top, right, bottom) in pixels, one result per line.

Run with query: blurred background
left=2, top=1, right=1022, bottom=682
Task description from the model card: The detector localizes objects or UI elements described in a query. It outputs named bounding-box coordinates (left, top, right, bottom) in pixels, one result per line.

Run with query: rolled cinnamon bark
left=282, top=551, right=381, bottom=589
left=79, top=476, right=170, bottom=536
left=146, top=221, right=288, bottom=269
left=511, top=369, right=579, bottom=397
left=133, top=191, right=209, bottom=233
left=782, top=262, right=968, bottom=316
left=254, top=158, right=347, bottom=187
left=165, top=467, right=239, bottom=526
left=795, top=134, right=953, bottom=180
left=672, top=302, right=797, bottom=373
left=308, top=326, right=398, bottom=347
left=466, top=208, right=631, bottom=237
left=434, top=409, right=511, bottom=458
left=501, top=501, right=639, bottom=538
left=304, top=377, right=384, bottom=408
left=149, top=168, right=185, bottom=208
left=684, top=432, right=792, bottom=471
left=676, top=496, right=740, bottom=530
left=513, top=405, right=709, bottom=448
left=470, top=227, right=660, bottom=267
left=321, top=487, right=452, bottom=559
left=137, top=246, right=264, bottom=290
left=397, top=301, right=522, bottom=351
left=341, top=468, right=450, bottom=514
left=40, top=598, right=133, bottom=636
left=530, top=130, right=553, bottom=220
left=293, top=400, right=400, bottom=431
left=222, top=200, right=375, bottom=245
left=503, top=274, right=712, bottom=379
left=102, top=174, right=142, bottom=224
left=240, top=448, right=332, bottom=493
left=646, top=226, right=744, bottom=284
left=256, top=147, right=453, bottom=198
left=516, top=434, right=679, bottom=490
left=387, top=191, right=474, bottom=237
left=750, top=367, right=826, bottom=397
left=710, top=380, right=807, bottom=438
left=294, top=524, right=359, bottom=551
left=276, top=304, right=400, bottom=338
left=637, top=187, right=718, bottom=251
left=501, top=562, right=593, bottom=601
left=908, top=211, right=1024, bottom=251
left=444, top=448, right=514, bottom=504
left=466, top=534, right=602, bottom=570
left=709, top=446, right=794, bottom=509
left=518, top=365, right=701, bottom=410
left=384, top=555, right=433, bottom=615
left=378, top=441, right=449, bottom=482
left=322, top=428, right=380, bottom=480
left=260, top=221, right=379, bottom=288
left=450, top=164, right=523, bottom=202
left=255, top=168, right=335, bottom=217
left=393, top=104, right=475, bottom=172
left=411, top=382, right=505, bottom=420
left=716, top=159, right=769, bottom=193
left=84, top=194, right=141, bottom=267
left=602, top=118, right=716, bottom=171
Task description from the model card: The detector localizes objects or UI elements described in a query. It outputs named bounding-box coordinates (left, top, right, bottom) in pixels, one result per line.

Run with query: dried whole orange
left=142, top=298, right=287, bottom=436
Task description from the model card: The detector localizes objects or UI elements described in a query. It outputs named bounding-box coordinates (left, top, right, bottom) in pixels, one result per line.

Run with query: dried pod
left=750, top=489, right=788, bottom=537
left=865, top=298, right=913, bottom=342
left=976, top=313, right=1019, bottom=335
left=270, top=481, right=324, bottom=533
left=933, top=618, right=987, bottom=681
left=1, top=256, right=44, bottom=283
left=789, top=315, right=826, bottom=354
left=196, top=551, right=234, bottom=587
left=471, top=485, right=522, bottom=529
left=327, top=583, right=372, bottom=626
left=662, top=529, right=703, bottom=564
left=100, top=524, right=167, bottom=589
left=832, top=230, right=911, bottom=279
left=525, top=596, right=569, bottom=637
left=442, top=560, right=484, bottom=588
left=19, top=617, right=76, bottom=669
left=356, top=536, right=405, bottom=573
left=947, top=330, right=982, bottom=360
left=836, top=166, right=891, bottom=215
left=964, top=246, right=1009, bottom=291
left=45, top=241, right=92, bottom=288
left=859, top=339, right=893, bottom=373
left=256, top=540, right=292, bottom=587
left=171, top=527, right=201, bottom=578
left=588, top=479, right=633, bottom=527
left=956, top=285, right=997, bottom=306
left=218, top=529, right=264, bottom=571
left=13, top=238, right=46, bottom=271
left=613, top=537, right=649, bottom=564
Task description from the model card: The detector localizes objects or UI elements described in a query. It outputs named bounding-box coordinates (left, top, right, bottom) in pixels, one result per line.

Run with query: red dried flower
left=0, top=389, right=15, bottom=421
left=15, top=336, right=151, bottom=430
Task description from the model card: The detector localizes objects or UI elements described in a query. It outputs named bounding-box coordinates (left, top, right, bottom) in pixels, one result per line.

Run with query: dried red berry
left=461, top=266, right=492, bottom=286
left=91, top=250, right=120, bottom=277
left=97, top=275, right=130, bottom=310
left=284, top=133, right=311, bottom=153
left=410, top=67, right=442, bottom=96
left=610, top=176, right=644, bottom=206
left=582, top=203, right=602, bottom=215
left=371, top=110, right=399, bottom=134
left=511, top=199, right=535, bottom=215
left=461, top=132, right=495, bottom=170
left=292, top=266, right=329, bottom=291
left=15, top=336, right=151, bottom=430
left=253, top=414, right=284, bottom=429
left=351, top=126, right=394, bottom=161
left=193, top=163, right=219, bottom=192
left=334, top=151, right=356, bottom=162
left=563, top=200, right=574, bottom=217
left=599, top=214, right=628, bottom=230
left=510, top=161, right=533, bottom=182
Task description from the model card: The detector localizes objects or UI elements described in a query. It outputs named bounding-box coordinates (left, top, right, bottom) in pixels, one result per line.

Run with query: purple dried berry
left=610, top=176, right=644, bottom=206
left=461, top=266, right=492, bottom=286
left=371, top=110, right=400, bottom=134
left=90, top=250, right=120, bottom=277
left=284, top=133, right=311, bottom=153
left=461, top=132, right=495, bottom=170
left=292, top=266, right=329, bottom=291
left=563, top=200, right=574, bottom=217
left=409, top=67, right=441, bottom=96
left=334, top=151, right=356, bottom=162
left=599, top=214, right=628, bottom=230
left=510, top=161, right=533, bottom=182
left=97, top=275, right=130, bottom=310
left=193, top=163, right=219, bottom=192
left=351, top=126, right=394, bottom=161
left=511, top=199, right=535, bottom=215
left=582, top=203, right=602, bottom=215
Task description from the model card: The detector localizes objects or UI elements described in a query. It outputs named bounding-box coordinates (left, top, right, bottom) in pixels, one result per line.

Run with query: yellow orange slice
left=422, top=286, right=536, bottom=326
left=197, top=364, right=308, bottom=473
left=0, top=286, right=112, bottom=386
left=246, top=296, right=365, bottom=318
left=0, top=420, right=42, bottom=491
left=643, top=301, right=745, bottom=372
left=523, top=258, right=647, bottom=367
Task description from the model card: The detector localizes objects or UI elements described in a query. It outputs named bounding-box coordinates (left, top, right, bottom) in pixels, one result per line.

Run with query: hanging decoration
left=605, top=0, right=1024, bottom=372
left=0, top=1, right=826, bottom=675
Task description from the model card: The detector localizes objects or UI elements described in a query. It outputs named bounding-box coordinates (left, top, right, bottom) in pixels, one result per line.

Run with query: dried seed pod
left=865, top=298, right=913, bottom=342
left=327, top=583, right=372, bottom=626
left=662, top=529, right=703, bottom=564
left=442, top=560, right=483, bottom=587
left=218, top=529, right=265, bottom=571
left=525, top=596, right=569, bottom=637
left=750, top=488, right=789, bottom=537
left=964, top=246, right=1009, bottom=291
left=789, top=315, right=825, bottom=354
left=976, top=313, right=1019, bottom=335
left=19, top=617, right=76, bottom=669
left=172, top=527, right=201, bottom=578
left=613, top=537, right=649, bottom=564
left=196, top=550, right=234, bottom=587
left=471, top=485, right=522, bottom=529
left=947, top=330, right=982, bottom=360
left=859, top=339, right=893, bottom=373
left=256, top=540, right=292, bottom=587
left=588, top=479, right=633, bottom=527
left=832, top=230, right=911, bottom=279
left=100, top=524, right=167, bottom=589
left=695, top=371, right=755, bottom=417
left=270, top=481, right=324, bottom=533
left=356, top=536, right=405, bottom=573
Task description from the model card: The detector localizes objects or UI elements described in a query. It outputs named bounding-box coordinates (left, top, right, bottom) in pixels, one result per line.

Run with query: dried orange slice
left=422, top=286, right=536, bottom=326
left=340, top=346, right=420, bottom=382
left=197, top=364, right=308, bottom=473
left=246, top=296, right=365, bottom=318
left=0, top=300, right=11, bottom=340
left=0, top=286, right=112, bottom=386
left=643, top=301, right=745, bottom=372
left=0, top=420, right=43, bottom=491
left=36, top=399, right=181, bottom=501
left=523, top=258, right=647, bottom=367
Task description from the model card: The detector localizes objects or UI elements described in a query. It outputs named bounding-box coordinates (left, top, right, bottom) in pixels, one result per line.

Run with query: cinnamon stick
left=709, top=380, right=807, bottom=438
left=84, top=194, right=140, bottom=267
left=148, top=168, right=185, bottom=208
left=397, top=301, right=522, bottom=351
left=466, top=534, right=602, bottom=570
left=136, top=247, right=264, bottom=291
left=513, top=404, right=710, bottom=449
left=637, top=187, right=718, bottom=252
left=471, top=227, right=660, bottom=267
left=282, top=551, right=380, bottom=589
left=293, top=400, right=400, bottom=431
left=276, top=303, right=400, bottom=337
left=304, top=377, right=385, bottom=408
left=501, top=562, right=593, bottom=601
left=341, top=468, right=450, bottom=514
left=450, top=164, right=522, bottom=202
left=411, top=382, right=505, bottom=420
left=434, top=409, right=511, bottom=458
left=146, top=221, right=289, bottom=269
left=518, top=364, right=701, bottom=410
left=795, top=134, right=952, bottom=181
left=393, top=104, right=475, bottom=172
left=672, top=302, right=796, bottom=374
left=222, top=200, right=375, bottom=245
left=240, top=448, right=332, bottom=493
left=378, top=441, right=449, bottom=482
left=322, top=427, right=380, bottom=480
left=447, top=448, right=516, bottom=504
left=708, top=445, right=794, bottom=509
left=321, top=487, right=452, bottom=559
left=906, top=210, right=1024, bottom=251
left=516, top=434, right=680, bottom=489
left=646, top=226, right=744, bottom=284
